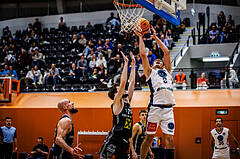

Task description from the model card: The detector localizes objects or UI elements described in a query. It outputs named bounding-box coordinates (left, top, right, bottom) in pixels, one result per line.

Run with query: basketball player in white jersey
left=135, top=26, right=175, bottom=159
left=210, top=117, right=239, bottom=159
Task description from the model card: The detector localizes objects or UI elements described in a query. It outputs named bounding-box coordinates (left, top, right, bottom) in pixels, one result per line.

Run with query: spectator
left=217, top=11, right=226, bottom=29
left=111, top=43, right=123, bottom=59
left=3, top=26, right=12, bottom=40
left=137, top=63, right=146, bottom=84
left=87, top=49, right=95, bottom=61
left=132, top=41, right=139, bottom=56
left=83, top=44, right=91, bottom=57
left=225, top=15, right=235, bottom=29
left=19, top=48, right=29, bottom=69
left=20, top=67, right=34, bottom=89
left=28, top=42, right=39, bottom=54
left=32, top=49, right=44, bottom=67
left=2, top=64, right=10, bottom=77
left=46, top=64, right=60, bottom=88
left=27, top=23, right=33, bottom=35
left=197, top=72, right=208, bottom=90
left=33, top=18, right=41, bottom=34
left=220, top=27, right=228, bottom=43
left=32, top=65, right=42, bottom=88
left=102, top=38, right=113, bottom=59
left=160, top=34, right=169, bottom=48
left=89, top=55, right=97, bottom=73
left=30, top=30, right=38, bottom=40
left=68, top=63, right=80, bottom=84
left=96, top=53, right=107, bottom=68
left=96, top=46, right=104, bottom=59
left=78, top=34, right=87, bottom=52
left=173, top=69, right=187, bottom=90
left=228, top=25, right=237, bottom=42
left=152, top=42, right=161, bottom=59
left=221, top=65, right=239, bottom=89
left=85, top=21, right=93, bottom=33
left=113, top=62, right=123, bottom=84
left=69, top=34, right=78, bottom=52
left=94, top=40, right=102, bottom=52
left=28, top=137, right=49, bottom=159
left=58, top=17, right=66, bottom=30
left=0, top=117, right=17, bottom=159
left=106, top=12, right=116, bottom=24
left=135, top=55, right=142, bottom=68
left=147, top=50, right=156, bottom=66
left=89, top=68, right=99, bottom=83
left=4, top=51, right=17, bottom=65
left=9, top=65, right=18, bottom=80
left=207, top=25, right=219, bottom=44
left=77, top=56, right=88, bottom=77
left=143, top=32, right=152, bottom=49
left=23, top=34, right=32, bottom=47
left=43, top=67, right=50, bottom=85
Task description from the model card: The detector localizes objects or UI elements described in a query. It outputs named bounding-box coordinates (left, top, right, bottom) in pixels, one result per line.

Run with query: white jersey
left=146, top=68, right=175, bottom=105
left=211, top=127, right=230, bottom=159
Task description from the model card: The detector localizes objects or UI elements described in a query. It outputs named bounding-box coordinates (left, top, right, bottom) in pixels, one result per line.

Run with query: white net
left=114, top=0, right=146, bottom=33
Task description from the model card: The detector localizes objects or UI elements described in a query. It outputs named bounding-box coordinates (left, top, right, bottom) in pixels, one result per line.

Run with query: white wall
left=0, top=3, right=239, bottom=35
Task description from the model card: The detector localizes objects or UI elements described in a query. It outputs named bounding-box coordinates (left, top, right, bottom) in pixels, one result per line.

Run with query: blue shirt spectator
left=159, top=35, right=169, bottom=48
left=147, top=50, right=156, bottom=66
left=9, top=66, right=18, bottom=80
left=102, top=39, right=113, bottom=51
left=77, top=56, right=88, bottom=76
left=2, top=65, right=10, bottom=76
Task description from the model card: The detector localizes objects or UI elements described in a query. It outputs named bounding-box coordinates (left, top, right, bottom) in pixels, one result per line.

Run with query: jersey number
left=124, top=118, right=132, bottom=129
left=163, top=77, right=168, bottom=83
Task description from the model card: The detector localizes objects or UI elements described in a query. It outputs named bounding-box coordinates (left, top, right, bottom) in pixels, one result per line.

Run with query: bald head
left=57, top=99, right=69, bottom=112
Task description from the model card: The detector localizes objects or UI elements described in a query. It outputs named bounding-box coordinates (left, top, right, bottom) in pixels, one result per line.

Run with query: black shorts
left=99, top=134, right=129, bottom=159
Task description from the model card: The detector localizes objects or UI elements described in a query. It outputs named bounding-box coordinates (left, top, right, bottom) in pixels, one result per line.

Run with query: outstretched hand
left=134, top=30, right=143, bottom=37
left=72, top=143, right=84, bottom=159
left=150, top=25, right=157, bottom=39
left=130, top=51, right=135, bottom=65
left=120, top=51, right=129, bottom=63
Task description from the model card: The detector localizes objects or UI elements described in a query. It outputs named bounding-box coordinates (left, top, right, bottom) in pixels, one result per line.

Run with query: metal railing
left=227, top=40, right=240, bottom=66
left=171, top=36, right=190, bottom=67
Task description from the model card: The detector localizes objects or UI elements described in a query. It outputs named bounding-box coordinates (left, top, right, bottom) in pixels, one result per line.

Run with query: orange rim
left=114, top=0, right=143, bottom=8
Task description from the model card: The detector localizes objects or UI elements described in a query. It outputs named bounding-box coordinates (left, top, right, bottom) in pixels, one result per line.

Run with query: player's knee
left=166, top=135, right=174, bottom=146
left=145, top=134, right=155, bottom=145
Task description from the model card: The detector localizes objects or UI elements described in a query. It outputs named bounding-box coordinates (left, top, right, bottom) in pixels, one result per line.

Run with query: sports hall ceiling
left=0, top=0, right=239, bottom=21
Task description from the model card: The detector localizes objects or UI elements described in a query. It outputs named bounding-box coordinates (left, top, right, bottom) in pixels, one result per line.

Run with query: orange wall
left=0, top=90, right=240, bottom=159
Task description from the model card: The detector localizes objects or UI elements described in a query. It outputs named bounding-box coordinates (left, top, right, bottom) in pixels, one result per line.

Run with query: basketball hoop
left=114, top=0, right=146, bottom=33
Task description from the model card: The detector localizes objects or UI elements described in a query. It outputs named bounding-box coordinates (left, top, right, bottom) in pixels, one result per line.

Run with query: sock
left=165, top=149, right=174, bottom=159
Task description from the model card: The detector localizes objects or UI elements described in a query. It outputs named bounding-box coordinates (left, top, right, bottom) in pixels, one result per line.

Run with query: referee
left=0, top=117, right=18, bottom=159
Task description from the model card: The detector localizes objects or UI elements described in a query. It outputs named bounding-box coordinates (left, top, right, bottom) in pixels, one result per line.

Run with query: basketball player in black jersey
left=130, top=109, right=154, bottom=159
left=99, top=51, right=135, bottom=159
left=50, top=99, right=84, bottom=159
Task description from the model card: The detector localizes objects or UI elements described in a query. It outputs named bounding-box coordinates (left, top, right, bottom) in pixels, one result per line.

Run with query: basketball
left=140, top=18, right=150, bottom=35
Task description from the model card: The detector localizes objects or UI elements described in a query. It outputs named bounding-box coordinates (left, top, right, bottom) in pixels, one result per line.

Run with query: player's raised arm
left=135, top=30, right=151, bottom=79
left=128, top=51, right=136, bottom=103
left=112, top=51, right=129, bottom=114
left=150, top=26, right=171, bottom=73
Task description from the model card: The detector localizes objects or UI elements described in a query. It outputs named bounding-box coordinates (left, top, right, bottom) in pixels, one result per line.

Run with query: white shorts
left=212, top=149, right=230, bottom=159
left=146, top=106, right=175, bottom=135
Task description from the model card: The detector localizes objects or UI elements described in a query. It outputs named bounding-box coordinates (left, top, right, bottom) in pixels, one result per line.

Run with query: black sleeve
left=32, top=145, right=37, bottom=151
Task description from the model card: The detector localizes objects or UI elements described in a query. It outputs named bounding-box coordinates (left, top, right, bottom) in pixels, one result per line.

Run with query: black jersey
left=51, top=114, right=74, bottom=159
left=111, top=101, right=133, bottom=140
left=133, top=121, right=146, bottom=154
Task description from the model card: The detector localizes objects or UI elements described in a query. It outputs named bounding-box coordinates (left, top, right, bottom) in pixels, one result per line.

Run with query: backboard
left=0, top=77, right=12, bottom=103
left=133, top=0, right=186, bottom=25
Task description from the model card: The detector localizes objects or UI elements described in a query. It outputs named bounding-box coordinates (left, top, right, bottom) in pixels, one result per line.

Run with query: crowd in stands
left=0, top=11, right=239, bottom=92
left=0, top=12, right=183, bottom=91
left=206, top=11, right=240, bottom=44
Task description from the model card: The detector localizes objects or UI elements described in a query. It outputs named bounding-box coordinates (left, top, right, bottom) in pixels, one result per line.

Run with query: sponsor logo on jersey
left=124, top=118, right=132, bottom=129
left=106, top=144, right=116, bottom=153
left=158, top=70, right=167, bottom=78
left=223, top=132, right=226, bottom=136
left=147, top=122, right=157, bottom=132
left=168, top=122, right=174, bottom=130
left=217, top=135, right=224, bottom=141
